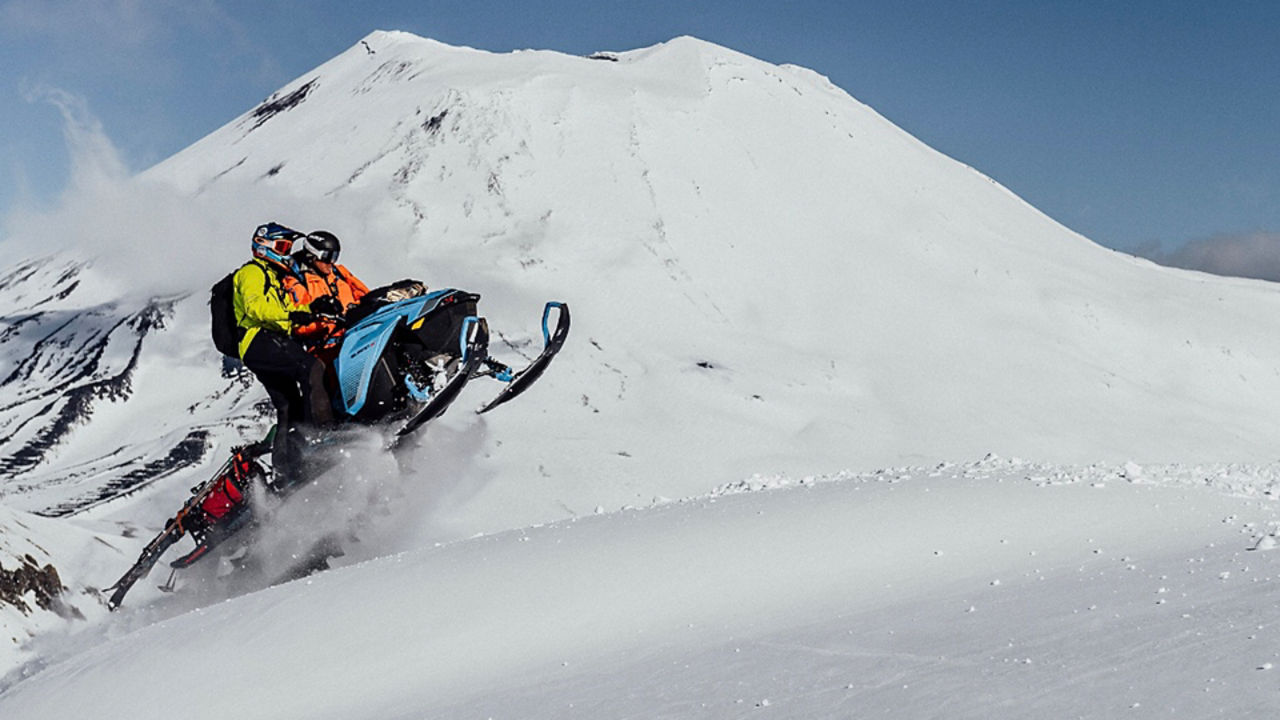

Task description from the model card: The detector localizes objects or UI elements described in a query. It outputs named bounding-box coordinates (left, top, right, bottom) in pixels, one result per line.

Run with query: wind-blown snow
left=2, top=30, right=1280, bottom=717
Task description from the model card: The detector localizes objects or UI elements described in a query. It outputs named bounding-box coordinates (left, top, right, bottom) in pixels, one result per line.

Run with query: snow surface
left=6, top=459, right=1280, bottom=718
left=3, top=31, right=1280, bottom=717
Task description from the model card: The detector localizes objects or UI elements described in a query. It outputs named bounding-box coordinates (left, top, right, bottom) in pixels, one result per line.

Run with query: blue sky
left=1, top=0, right=1277, bottom=261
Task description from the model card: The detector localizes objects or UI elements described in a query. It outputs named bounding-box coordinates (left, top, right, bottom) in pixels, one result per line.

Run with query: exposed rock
left=0, top=554, right=63, bottom=615
left=249, top=79, right=317, bottom=130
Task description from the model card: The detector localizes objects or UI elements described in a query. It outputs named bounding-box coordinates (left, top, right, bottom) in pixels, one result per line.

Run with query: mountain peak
left=358, top=29, right=489, bottom=56
left=10, top=29, right=1280, bottom=531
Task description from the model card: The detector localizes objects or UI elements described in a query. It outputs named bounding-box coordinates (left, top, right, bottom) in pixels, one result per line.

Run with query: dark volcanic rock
left=0, top=554, right=63, bottom=615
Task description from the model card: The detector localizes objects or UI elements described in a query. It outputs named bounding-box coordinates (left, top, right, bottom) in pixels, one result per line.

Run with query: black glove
left=288, top=311, right=315, bottom=326
left=309, top=295, right=344, bottom=317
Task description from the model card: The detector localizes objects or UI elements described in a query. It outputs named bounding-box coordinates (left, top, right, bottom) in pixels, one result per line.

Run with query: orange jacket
left=281, top=264, right=370, bottom=346
left=287, top=264, right=370, bottom=311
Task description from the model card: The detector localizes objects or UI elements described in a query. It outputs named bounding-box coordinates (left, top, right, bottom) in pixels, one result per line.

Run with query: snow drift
left=5, top=460, right=1280, bottom=718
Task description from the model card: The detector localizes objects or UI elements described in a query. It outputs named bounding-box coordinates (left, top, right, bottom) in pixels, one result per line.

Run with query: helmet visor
left=296, top=234, right=339, bottom=263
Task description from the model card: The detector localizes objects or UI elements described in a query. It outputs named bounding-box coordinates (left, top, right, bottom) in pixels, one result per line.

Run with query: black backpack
left=210, top=263, right=273, bottom=359
left=209, top=271, right=242, bottom=359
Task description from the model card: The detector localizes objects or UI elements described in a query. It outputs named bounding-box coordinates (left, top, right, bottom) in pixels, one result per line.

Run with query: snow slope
left=2, top=30, right=1280, bottom=717
left=4, top=460, right=1280, bottom=718
left=148, top=31, right=1280, bottom=477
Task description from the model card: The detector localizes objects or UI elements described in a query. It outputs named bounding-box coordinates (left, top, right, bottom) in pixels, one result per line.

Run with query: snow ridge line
left=702, top=454, right=1280, bottom=502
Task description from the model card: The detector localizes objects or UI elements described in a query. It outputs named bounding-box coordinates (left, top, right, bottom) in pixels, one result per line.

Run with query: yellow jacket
left=232, top=259, right=308, bottom=358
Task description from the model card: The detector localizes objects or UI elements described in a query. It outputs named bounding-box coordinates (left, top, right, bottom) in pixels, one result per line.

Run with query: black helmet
left=293, top=230, right=341, bottom=266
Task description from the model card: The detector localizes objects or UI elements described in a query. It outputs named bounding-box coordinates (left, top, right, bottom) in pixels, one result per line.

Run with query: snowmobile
left=104, top=284, right=569, bottom=609
left=330, top=283, right=568, bottom=438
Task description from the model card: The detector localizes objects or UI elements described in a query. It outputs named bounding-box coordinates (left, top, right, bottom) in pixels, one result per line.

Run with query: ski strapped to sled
left=104, top=439, right=270, bottom=610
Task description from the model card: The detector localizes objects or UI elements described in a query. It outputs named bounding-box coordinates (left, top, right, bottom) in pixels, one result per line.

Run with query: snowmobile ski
left=395, top=315, right=490, bottom=439
left=476, top=301, right=569, bottom=415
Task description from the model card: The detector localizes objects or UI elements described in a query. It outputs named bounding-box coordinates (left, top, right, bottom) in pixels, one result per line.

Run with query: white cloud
left=1, top=86, right=279, bottom=300
left=1149, top=232, right=1280, bottom=283
left=0, top=0, right=287, bottom=262
left=20, top=86, right=130, bottom=195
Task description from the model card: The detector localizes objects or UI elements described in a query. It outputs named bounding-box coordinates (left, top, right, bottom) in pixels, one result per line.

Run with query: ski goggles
left=293, top=233, right=339, bottom=263
left=253, top=223, right=302, bottom=257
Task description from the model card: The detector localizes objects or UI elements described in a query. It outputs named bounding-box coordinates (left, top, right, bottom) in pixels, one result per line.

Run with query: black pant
left=242, top=330, right=334, bottom=485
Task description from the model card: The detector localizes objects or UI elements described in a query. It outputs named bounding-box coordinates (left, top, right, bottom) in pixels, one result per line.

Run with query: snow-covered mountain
left=3, top=31, right=1280, bottom=716
left=8, top=30, right=1280, bottom=512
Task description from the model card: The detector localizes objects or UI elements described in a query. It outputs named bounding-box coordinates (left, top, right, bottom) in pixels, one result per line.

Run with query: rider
left=234, top=222, right=335, bottom=488
left=281, top=230, right=371, bottom=352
